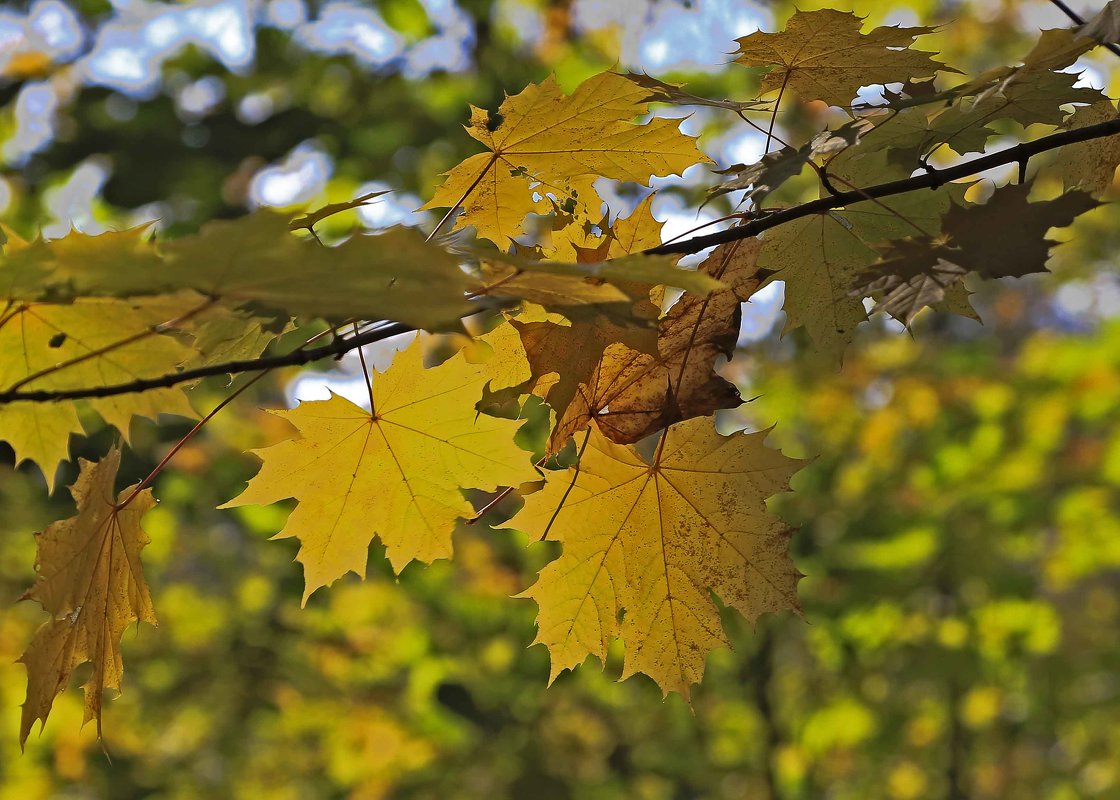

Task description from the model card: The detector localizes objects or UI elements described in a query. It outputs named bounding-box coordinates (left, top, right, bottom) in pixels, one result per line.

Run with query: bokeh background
left=2, top=0, right=1120, bottom=797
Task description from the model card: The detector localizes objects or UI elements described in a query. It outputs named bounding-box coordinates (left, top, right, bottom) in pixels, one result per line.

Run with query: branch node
left=918, top=156, right=944, bottom=189
left=811, top=163, right=843, bottom=197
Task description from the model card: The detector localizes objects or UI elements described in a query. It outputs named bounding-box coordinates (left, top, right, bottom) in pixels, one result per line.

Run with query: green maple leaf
left=856, top=182, right=1098, bottom=323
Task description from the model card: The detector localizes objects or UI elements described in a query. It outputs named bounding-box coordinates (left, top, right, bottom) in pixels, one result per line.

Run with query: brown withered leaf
left=497, top=197, right=699, bottom=451
left=578, top=238, right=764, bottom=446
left=513, top=310, right=659, bottom=452
left=520, top=237, right=762, bottom=451
left=19, top=448, right=157, bottom=747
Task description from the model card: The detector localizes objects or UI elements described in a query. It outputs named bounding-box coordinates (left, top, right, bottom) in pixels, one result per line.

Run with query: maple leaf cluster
left=3, top=4, right=1120, bottom=745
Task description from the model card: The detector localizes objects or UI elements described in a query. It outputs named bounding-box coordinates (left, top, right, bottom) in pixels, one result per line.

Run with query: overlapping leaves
left=735, top=9, right=954, bottom=107
left=8, top=4, right=1120, bottom=743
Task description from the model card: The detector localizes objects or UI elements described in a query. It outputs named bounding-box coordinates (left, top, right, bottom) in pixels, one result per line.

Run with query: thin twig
left=115, top=370, right=270, bottom=510
left=0, top=322, right=413, bottom=403
left=1046, top=0, right=1120, bottom=58
left=647, top=116, right=1120, bottom=255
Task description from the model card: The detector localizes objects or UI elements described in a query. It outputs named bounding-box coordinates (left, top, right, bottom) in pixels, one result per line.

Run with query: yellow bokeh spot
left=937, top=618, right=969, bottom=649
left=776, top=744, right=808, bottom=784
left=906, top=714, right=941, bottom=747
left=236, top=573, right=275, bottom=613
left=888, top=760, right=927, bottom=799
left=961, top=686, right=1002, bottom=729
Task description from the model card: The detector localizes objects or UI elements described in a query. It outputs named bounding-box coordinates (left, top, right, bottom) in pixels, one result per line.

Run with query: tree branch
left=1047, top=0, right=1120, bottom=59
left=0, top=322, right=413, bottom=404
left=3, top=115, right=1119, bottom=406
left=646, top=115, right=1120, bottom=255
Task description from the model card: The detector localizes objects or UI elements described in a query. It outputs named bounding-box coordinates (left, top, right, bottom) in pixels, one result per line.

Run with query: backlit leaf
left=423, top=73, right=710, bottom=245
left=0, top=296, right=201, bottom=487
left=1055, top=100, right=1120, bottom=195
left=19, top=448, right=156, bottom=746
left=223, top=339, right=538, bottom=601
left=508, top=420, right=803, bottom=698
left=734, top=9, right=953, bottom=107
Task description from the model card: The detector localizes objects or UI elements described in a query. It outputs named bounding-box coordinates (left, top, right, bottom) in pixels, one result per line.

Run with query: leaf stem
left=115, top=370, right=270, bottom=511
left=353, top=322, right=377, bottom=415
left=540, top=429, right=592, bottom=541
left=764, top=74, right=790, bottom=154
left=425, top=152, right=500, bottom=243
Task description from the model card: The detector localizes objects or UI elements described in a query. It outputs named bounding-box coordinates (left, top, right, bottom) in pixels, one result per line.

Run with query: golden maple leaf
left=507, top=419, right=803, bottom=698
left=19, top=447, right=157, bottom=747
left=424, top=73, right=710, bottom=245
left=223, top=339, right=539, bottom=602
left=735, top=9, right=952, bottom=107
left=0, top=295, right=200, bottom=488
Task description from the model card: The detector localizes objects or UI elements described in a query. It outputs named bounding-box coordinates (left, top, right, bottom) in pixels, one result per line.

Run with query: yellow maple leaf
left=19, top=447, right=157, bottom=747
left=424, top=72, right=710, bottom=245
left=0, top=296, right=200, bottom=488
left=735, top=9, right=952, bottom=107
left=507, top=419, right=803, bottom=698
left=223, top=339, right=539, bottom=602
